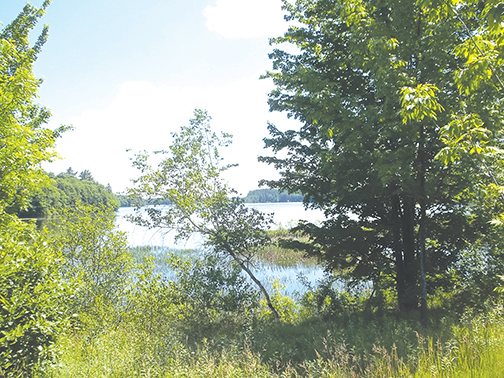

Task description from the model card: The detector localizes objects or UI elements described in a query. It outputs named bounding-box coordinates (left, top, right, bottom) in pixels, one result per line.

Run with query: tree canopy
left=128, top=110, right=281, bottom=321
left=15, top=170, right=119, bottom=220
left=259, top=0, right=503, bottom=314
left=0, top=0, right=68, bottom=217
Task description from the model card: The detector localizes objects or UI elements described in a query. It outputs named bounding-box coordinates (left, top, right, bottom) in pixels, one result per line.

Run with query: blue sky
left=2, top=0, right=298, bottom=195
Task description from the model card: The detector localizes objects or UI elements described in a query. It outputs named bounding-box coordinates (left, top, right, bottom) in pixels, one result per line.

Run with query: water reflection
left=252, top=262, right=327, bottom=296
left=117, top=203, right=327, bottom=294
left=116, top=203, right=325, bottom=248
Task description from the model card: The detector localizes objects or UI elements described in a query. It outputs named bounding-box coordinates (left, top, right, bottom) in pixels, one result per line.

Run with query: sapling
left=127, top=110, right=280, bottom=322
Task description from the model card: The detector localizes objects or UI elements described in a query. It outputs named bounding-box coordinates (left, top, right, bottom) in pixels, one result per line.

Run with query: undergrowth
left=34, top=249, right=504, bottom=377
left=41, top=304, right=504, bottom=377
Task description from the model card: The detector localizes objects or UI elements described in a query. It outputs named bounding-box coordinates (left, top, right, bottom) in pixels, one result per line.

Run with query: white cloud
left=47, top=76, right=300, bottom=195
left=203, top=0, right=286, bottom=39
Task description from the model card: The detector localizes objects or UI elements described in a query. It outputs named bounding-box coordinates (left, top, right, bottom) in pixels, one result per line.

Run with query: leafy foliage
left=433, top=0, right=504, bottom=229
left=259, top=0, right=497, bottom=313
left=0, top=2, right=75, bottom=375
left=16, top=171, right=119, bottom=220
left=124, top=252, right=259, bottom=349
left=49, top=202, right=132, bottom=326
left=0, top=0, right=68, bottom=217
left=128, top=109, right=280, bottom=321
left=0, top=219, right=71, bottom=375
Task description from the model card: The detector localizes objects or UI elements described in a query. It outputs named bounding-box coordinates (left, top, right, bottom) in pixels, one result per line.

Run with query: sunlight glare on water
left=116, top=202, right=325, bottom=248
left=116, top=202, right=328, bottom=294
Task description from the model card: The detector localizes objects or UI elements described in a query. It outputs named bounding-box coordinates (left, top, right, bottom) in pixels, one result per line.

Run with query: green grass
left=254, top=228, right=318, bottom=267
left=126, top=225, right=318, bottom=268
left=32, top=244, right=504, bottom=377
left=414, top=308, right=504, bottom=377
left=39, top=304, right=504, bottom=377
left=253, top=245, right=318, bottom=267
left=127, top=238, right=318, bottom=268
left=128, top=246, right=198, bottom=265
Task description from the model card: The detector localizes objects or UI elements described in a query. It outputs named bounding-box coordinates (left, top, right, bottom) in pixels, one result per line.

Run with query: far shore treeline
left=242, top=189, right=303, bottom=203
left=16, top=171, right=300, bottom=217
left=14, top=168, right=119, bottom=220
left=116, top=188, right=303, bottom=207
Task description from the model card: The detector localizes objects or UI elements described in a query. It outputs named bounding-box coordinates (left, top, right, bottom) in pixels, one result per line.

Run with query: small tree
left=0, top=0, right=68, bottom=216
left=50, top=202, right=132, bottom=326
left=0, top=219, right=71, bottom=375
left=127, top=109, right=280, bottom=321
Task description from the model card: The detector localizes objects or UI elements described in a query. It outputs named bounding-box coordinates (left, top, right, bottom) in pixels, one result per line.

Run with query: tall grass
left=41, top=304, right=504, bottom=377
left=254, top=245, right=317, bottom=267
left=254, top=228, right=318, bottom=267
left=35, top=245, right=504, bottom=377
left=127, top=246, right=197, bottom=264
left=414, top=306, right=504, bottom=377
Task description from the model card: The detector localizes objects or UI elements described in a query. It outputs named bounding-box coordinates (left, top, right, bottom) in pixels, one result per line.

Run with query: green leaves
left=128, top=110, right=280, bottom=320
left=49, top=202, right=132, bottom=326
left=129, top=110, right=233, bottom=237
left=260, top=0, right=497, bottom=312
left=0, top=1, right=64, bottom=216
left=400, top=84, right=444, bottom=124
left=128, top=109, right=265, bottom=246
left=487, top=2, right=504, bottom=32
left=0, top=3, right=75, bottom=374
left=436, top=113, right=492, bottom=164
left=433, top=0, right=504, bottom=231
left=0, top=219, right=71, bottom=375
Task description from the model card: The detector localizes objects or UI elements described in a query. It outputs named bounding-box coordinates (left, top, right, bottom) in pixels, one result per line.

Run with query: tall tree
left=0, top=0, right=67, bottom=216
left=79, top=169, right=95, bottom=182
left=259, top=0, right=492, bottom=315
left=0, top=2, right=73, bottom=373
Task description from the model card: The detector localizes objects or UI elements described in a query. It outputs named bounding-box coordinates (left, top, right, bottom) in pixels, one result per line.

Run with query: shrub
left=124, top=253, right=260, bottom=348
left=0, top=218, right=71, bottom=375
left=49, top=202, right=133, bottom=328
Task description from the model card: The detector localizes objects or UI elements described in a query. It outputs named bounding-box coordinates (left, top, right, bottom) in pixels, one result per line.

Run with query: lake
left=116, top=202, right=328, bottom=295
left=116, top=202, right=326, bottom=248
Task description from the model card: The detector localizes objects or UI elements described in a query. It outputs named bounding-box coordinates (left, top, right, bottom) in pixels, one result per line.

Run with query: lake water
left=116, top=202, right=325, bottom=248
left=116, top=203, right=328, bottom=295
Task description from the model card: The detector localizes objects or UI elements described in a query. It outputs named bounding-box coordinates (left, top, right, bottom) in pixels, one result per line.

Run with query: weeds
left=32, top=245, right=504, bottom=377
left=43, top=306, right=504, bottom=377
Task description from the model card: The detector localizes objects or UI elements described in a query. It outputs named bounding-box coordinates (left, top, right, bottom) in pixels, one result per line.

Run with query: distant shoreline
left=117, top=189, right=304, bottom=207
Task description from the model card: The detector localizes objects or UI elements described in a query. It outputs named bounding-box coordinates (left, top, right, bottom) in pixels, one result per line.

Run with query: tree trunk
left=414, top=7, right=428, bottom=327
left=401, top=195, right=418, bottom=311
left=225, top=246, right=281, bottom=323
left=418, top=124, right=428, bottom=326
left=391, top=195, right=406, bottom=309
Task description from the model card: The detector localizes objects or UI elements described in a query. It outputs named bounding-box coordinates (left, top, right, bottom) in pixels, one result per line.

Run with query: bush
left=124, top=253, right=260, bottom=348
left=0, top=218, right=71, bottom=376
left=49, top=203, right=133, bottom=328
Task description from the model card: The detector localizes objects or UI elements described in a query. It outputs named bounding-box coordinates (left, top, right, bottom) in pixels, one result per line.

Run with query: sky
left=2, top=0, right=300, bottom=195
